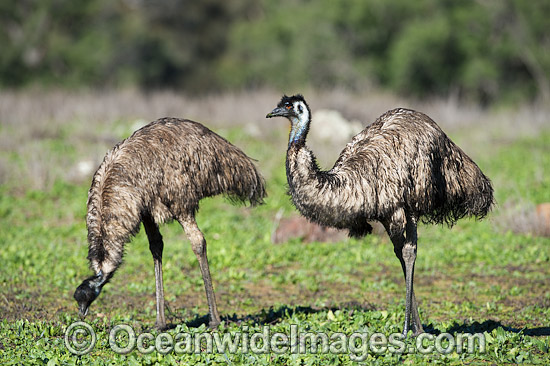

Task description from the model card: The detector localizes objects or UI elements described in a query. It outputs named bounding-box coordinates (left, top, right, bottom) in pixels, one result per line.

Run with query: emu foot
left=208, top=318, right=221, bottom=329
left=402, top=326, right=425, bottom=338
left=155, top=321, right=168, bottom=331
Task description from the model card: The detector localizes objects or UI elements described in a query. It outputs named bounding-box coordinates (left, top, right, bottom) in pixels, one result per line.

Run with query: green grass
left=0, top=125, right=549, bottom=365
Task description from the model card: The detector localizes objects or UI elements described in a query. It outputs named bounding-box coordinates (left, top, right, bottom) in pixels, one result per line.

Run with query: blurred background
left=1, top=0, right=549, bottom=104
left=0, top=0, right=548, bottom=228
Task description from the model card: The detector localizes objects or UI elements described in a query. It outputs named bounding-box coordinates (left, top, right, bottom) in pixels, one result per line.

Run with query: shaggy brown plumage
left=74, top=118, right=266, bottom=329
left=267, top=94, right=494, bottom=336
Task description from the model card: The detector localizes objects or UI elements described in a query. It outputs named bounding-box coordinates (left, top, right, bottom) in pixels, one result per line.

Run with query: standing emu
left=74, top=118, right=266, bottom=329
left=266, top=95, right=493, bottom=336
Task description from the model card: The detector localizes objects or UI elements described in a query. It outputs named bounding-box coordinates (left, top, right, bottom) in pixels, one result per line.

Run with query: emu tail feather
left=227, top=159, right=266, bottom=207
left=462, top=170, right=494, bottom=220
left=348, top=222, right=373, bottom=239
left=422, top=145, right=494, bottom=227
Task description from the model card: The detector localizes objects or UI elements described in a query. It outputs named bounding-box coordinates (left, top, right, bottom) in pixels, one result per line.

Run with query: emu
left=266, top=95, right=493, bottom=336
left=74, top=118, right=266, bottom=329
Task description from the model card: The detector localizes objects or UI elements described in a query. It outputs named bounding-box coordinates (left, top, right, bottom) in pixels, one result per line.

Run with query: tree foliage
left=1, top=0, right=549, bottom=103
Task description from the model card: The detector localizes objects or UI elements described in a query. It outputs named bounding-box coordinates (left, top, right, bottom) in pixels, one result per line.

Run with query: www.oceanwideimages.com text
left=64, top=321, right=486, bottom=361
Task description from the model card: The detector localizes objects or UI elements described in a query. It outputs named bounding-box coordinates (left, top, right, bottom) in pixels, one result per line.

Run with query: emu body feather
left=75, top=118, right=266, bottom=329
left=267, top=95, right=493, bottom=336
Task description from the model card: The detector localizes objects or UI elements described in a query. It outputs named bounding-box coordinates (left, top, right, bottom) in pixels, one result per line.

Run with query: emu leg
left=395, top=251, right=424, bottom=335
left=143, top=215, right=167, bottom=330
left=179, top=216, right=221, bottom=328
left=391, top=238, right=423, bottom=336
left=401, top=241, right=417, bottom=337
left=385, top=214, right=424, bottom=337
left=402, top=215, right=423, bottom=336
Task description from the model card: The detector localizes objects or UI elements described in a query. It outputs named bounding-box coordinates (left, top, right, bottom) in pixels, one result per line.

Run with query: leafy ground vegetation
left=0, top=90, right=549, bottom=364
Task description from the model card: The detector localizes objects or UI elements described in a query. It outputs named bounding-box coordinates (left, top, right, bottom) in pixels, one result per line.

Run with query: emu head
left=267, top=94, right=311, bottom=144
left=73, top=273, right=105, bottom=318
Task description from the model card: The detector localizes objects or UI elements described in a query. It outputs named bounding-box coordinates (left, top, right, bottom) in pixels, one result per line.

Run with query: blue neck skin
left=288, top=116, right=309, bottom=147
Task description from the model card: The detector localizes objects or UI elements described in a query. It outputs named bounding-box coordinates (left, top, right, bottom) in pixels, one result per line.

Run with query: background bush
left=1, top=0, right=549, bottom=104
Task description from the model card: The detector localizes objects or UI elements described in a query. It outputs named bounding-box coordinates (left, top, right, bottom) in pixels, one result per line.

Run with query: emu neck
left=285, top=143, right=319, bottom=208
left=286, top=114, right=320, bottom=197
left=285, top=111, right=353, bottom=228
left=285, top=144, right=373, bottom=235
left=288, top=115, right=310, bottom=148
left=285, top=143, right=343, bottom=226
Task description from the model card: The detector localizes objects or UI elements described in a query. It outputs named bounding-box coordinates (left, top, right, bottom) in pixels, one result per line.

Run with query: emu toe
left=208, top=319, right=221, bottom=329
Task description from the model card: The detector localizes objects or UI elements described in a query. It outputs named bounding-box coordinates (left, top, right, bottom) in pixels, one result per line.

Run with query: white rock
left=311, top=109, right=363, bottom=143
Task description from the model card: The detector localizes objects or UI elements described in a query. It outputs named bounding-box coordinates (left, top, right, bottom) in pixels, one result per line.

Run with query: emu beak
left=78, top=303, right=89, bottom=319
left=266, top=107, right=288, bottom=118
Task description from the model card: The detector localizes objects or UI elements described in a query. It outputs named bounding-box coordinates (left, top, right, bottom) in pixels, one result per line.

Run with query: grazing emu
left=74, top=118, right=266, bottom=329
left=266, top=95, right=493, bottom=336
